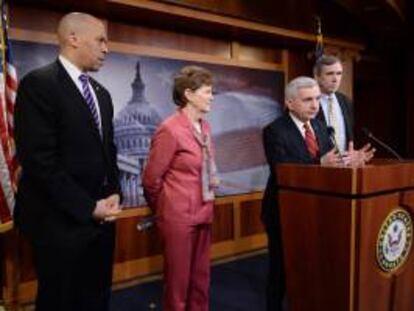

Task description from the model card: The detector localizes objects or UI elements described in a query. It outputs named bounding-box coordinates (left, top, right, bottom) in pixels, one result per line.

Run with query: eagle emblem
left=377, top=209, right=412, bottom=273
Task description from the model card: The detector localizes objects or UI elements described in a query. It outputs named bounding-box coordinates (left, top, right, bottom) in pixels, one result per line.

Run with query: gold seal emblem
left=377, top=208, right=413, bottom=272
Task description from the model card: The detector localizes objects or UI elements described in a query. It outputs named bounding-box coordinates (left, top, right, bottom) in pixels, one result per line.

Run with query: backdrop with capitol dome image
left=13, top=40, right=284, bottom=208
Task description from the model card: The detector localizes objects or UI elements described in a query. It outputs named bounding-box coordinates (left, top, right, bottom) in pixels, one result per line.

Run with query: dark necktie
left=304, top=123, right=319, bottom=158
left=79, top=74, right=101, bottom=136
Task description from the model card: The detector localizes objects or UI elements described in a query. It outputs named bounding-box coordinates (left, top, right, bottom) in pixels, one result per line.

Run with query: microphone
left=361, top=127, right=403, bottom=161
left=326, top=126, right=345, bottom=164
left=136, top=215, right=158, bottom=231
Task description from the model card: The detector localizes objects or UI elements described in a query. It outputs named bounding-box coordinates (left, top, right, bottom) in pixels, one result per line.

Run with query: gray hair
left=285, top=76, right=319, bottom=101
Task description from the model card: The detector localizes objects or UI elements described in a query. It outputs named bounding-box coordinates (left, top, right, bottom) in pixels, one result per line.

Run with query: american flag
left=0, top=0, right=18, bottom=233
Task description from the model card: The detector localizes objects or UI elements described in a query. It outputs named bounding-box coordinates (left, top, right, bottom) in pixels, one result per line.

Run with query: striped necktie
left=79, top=74, right=101, bottom=137
left=304, top=123, right=319, bottom=158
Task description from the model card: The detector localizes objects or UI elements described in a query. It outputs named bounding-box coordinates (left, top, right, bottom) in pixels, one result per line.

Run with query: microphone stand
left=326, top=126, right=346, bottom=166
left=362, top=128, right=403, bottom=161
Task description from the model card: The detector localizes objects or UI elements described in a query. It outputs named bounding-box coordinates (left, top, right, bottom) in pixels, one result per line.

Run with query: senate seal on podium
left=376, top=208, right=413, bottom=273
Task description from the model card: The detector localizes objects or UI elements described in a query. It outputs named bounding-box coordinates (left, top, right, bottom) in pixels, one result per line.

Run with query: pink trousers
left=159, top=222, right=211, bottom=311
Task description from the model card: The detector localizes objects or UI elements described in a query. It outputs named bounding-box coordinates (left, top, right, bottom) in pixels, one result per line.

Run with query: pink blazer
left=143, top=110, right=214, bottom=225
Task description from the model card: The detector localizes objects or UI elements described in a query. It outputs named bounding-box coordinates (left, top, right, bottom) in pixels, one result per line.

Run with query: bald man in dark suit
left=14, top=13, right=121, bottom=311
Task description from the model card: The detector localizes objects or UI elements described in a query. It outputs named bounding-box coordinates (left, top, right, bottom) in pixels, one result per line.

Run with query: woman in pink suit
left=143, top=65, right=218, bottom=311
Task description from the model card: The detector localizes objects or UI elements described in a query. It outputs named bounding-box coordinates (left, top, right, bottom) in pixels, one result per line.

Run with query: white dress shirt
left=319, top=93, right=346, bottom=152
left=289, top=112, right=315, bottom=138
left=58, top=55, right=102, bottom=132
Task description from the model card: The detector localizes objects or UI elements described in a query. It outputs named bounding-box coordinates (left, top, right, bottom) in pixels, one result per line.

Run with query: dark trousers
left=265, top=221, right=285, bottom=311
left=32, top=226, right=115, bottom=311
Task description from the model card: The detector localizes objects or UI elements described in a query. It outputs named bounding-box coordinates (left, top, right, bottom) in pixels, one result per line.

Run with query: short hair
left=173, top=65, right=213, bottom=107
left=285, top=76, right=319, bottom=101
left=313, top=54, right=341, bottom=76
left=57, top=12, right=102, bottom=46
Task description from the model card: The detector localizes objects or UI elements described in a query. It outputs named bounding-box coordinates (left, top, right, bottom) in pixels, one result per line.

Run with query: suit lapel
left=336, top=92, right=352, bottom=142
left=56, top=60, right=102, bottom=141
left=284, top=115, right=313, bottom=162
left=311, top=119, right=323, bottom=149
left=316, top=108, right=327, bottom=126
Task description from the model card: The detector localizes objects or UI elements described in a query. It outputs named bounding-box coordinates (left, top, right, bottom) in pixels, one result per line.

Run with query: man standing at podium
left=262, top=76, right=341, bottom=311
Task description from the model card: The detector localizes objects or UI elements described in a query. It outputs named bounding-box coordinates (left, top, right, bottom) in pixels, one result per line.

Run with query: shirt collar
left=321, top=92, right=336, bottom=101
left=289, top=112, right=306, bottom=128
left=289, top=112, right=313, bottom=135
left=59, top=55, right=84, bottom=83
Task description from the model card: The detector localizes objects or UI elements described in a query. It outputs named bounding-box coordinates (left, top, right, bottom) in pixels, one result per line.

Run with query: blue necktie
left=79, top=74, right=101, bottom=136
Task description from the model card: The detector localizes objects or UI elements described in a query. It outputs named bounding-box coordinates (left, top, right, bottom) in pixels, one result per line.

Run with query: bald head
left=57, top=12, right=108, bottom=72
left=57, top=13, right=102, bottom=46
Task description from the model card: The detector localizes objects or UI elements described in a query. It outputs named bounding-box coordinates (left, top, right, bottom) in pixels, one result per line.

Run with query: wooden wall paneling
left=211, top=203, right=234, bottom=243
left=115, top=216, right=163, bottom=262
left=17, top=281, right=36, bottom=305
left=238, top=43, right=282, bottom=64
left=210, top=233, right=267, bottom=261
left=108, top=41, right=283, bottom=71
left=230, top=41, right=240, bottom=60
left=10, top=6, right=63, bottom=34
left=108, top=22, right=232, bottom=58
left=10, top=30, right=284, bottom=73
left=341, top=57, right=354, bottom=99
left=286, top=48, right=313, bottom=81
left=113, top=254, right=164, bottom=283
left=106, top=0, right=364, bottom=51
left=11, top=0, right=366, bottom=53
left=233, top=199, right=241, bottom=241
left=157, top=0, right=321, bottom=35
left=1, top=231, right=20, bottom=309
left=17, top=238, right=35, bottom=283
left=239, top=199, right=264, bottom=237
left=9, top=28, right=56, bottom=45
left=281, top=49, right=289, bottom=87
left=211, top=192, right=266, bottom=260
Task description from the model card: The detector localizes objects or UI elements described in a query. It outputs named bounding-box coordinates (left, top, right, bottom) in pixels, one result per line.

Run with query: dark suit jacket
left=261, top=113, right=333, bottom=227
left=14, top=60, right=120, bottom=246
left=317, top=91, right=354, bottom=145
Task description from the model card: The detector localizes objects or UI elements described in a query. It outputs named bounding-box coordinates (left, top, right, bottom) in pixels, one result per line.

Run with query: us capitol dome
left=114, top=61, right=162, bottom=207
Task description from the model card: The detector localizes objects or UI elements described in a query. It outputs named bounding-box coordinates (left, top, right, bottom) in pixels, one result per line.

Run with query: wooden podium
left=277, top=160, right=414, bottom=311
